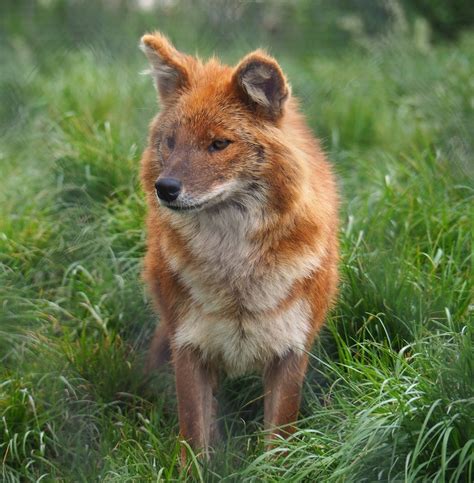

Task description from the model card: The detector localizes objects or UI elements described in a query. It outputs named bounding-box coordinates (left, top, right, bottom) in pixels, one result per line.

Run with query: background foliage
left=1, top=1, right=473, bottom=481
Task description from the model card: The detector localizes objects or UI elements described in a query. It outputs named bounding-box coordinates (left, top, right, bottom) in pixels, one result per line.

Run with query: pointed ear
left=232, top=50, right=290, bottom=119
left=140, top=32, right=190, bottom=106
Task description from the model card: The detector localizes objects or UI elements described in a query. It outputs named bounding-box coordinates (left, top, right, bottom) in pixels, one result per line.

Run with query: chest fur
left=163, top=207, right=322, bottom=313
left=174, top=298, right=311, bottom=377
left=161, top=207, right=319, bottom=375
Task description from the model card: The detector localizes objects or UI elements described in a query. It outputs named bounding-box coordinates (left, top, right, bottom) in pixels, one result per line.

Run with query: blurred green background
left=1, top=1, right=473, bottom=481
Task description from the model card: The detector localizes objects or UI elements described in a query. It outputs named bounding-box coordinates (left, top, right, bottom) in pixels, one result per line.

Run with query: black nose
left=155, top=177, right=182, bottom=202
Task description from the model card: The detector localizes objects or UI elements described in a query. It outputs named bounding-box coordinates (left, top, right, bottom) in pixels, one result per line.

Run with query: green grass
left=1, top=2, right=473, bottom=481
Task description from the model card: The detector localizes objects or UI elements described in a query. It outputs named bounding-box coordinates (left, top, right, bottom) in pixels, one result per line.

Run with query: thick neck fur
left=159, top=163, right=326, bottom=319
left=165, top=172, right=308, bottom=267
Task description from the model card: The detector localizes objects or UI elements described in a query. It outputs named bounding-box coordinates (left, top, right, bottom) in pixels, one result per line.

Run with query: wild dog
left=139, top=32, right=339, bottom=460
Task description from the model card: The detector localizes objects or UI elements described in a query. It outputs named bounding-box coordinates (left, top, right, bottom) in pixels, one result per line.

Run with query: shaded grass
left=1, top=7, right=473, bottom=482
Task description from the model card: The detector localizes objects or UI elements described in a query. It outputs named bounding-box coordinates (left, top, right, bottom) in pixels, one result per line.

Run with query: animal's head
left=140, top=32, right=295, bottom=213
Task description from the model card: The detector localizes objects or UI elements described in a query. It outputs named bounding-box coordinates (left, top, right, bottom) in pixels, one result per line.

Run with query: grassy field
left=1, top=1, right=473, bottom=481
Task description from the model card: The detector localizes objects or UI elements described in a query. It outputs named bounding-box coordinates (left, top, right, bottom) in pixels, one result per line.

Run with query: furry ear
left=140, top=32, right=190, bottom=106
left=233, top=50, right=289, bottom=119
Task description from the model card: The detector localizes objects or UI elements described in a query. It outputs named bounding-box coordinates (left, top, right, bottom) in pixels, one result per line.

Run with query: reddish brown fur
left=139, top=32, right=339, bottom=462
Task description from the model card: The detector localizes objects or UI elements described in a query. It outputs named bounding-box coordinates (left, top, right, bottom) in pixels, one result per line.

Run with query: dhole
left=139, top=32, right=339, bottom=460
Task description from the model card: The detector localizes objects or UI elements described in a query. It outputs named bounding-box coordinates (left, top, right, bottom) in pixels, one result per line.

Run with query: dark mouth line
left=163, top=202, right=206, bottom=211
left=159, top=187, right=242, bottom=213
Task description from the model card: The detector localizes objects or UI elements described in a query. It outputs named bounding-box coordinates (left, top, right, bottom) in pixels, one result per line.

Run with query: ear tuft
left=233, top=50, right=289, bottom=119
left=140, top=32, right=190, bottom=106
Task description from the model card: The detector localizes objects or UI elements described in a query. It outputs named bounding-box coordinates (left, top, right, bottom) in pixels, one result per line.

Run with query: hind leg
left=145, top=323, right=171, bottom=374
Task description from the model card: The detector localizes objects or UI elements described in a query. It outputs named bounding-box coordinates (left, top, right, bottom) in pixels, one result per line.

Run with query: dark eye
left=209, top=139, right=231, bottom=152
left=166, top=136, right=175, bottom=150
